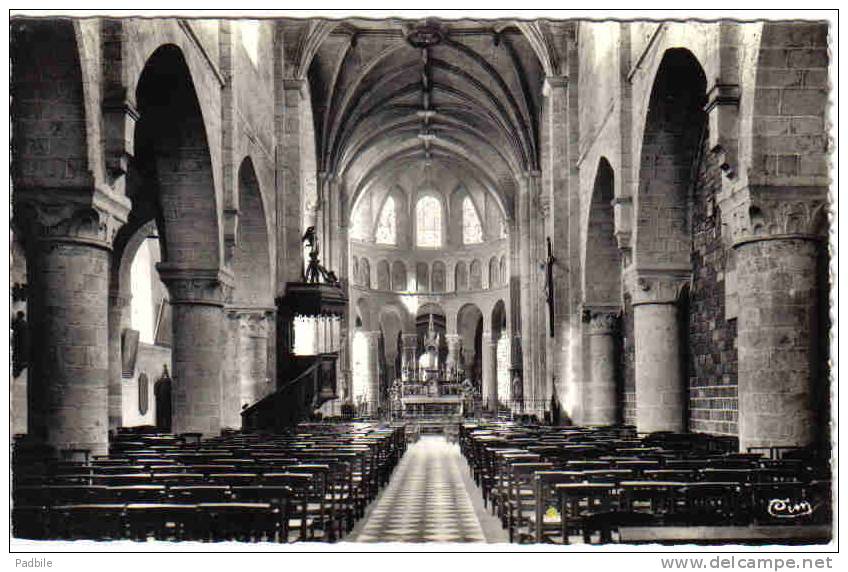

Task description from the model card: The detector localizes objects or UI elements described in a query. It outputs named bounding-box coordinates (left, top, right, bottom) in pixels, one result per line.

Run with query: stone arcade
left=10, top=16, right=832, bottom=545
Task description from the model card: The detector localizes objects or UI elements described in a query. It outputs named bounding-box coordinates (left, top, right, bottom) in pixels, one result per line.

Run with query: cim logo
left=767, top=498, right=814, bottom=518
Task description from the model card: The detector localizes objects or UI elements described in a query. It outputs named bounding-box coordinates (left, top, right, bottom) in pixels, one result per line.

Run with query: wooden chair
left=50, top=504, right=127, bottom=540
left=556, top=483, right=617, bottom=544
left=167, top=485, right=232, bottom=503
left=230, top=486, right=291, bottom=543
left=505, top=462, right=554, bottom=543
left=124, top=503, right=201, bottom=541
left=197, top=502, right=277, bottom=542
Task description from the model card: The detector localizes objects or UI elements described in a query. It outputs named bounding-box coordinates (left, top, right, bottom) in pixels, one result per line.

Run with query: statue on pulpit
left=302, top=226, right=340, bottom=286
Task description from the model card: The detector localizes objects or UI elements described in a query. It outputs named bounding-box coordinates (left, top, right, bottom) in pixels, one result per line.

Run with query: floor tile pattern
left=348, top=435, right=491, bottom=543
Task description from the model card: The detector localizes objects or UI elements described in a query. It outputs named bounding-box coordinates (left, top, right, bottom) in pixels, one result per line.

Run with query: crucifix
left=544, top=236, right=556, bottom=338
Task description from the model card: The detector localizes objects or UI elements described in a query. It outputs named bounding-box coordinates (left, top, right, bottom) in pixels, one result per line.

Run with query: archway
left=490, top=300, right=509, bottom=412
left=11, top=20, right=111, bottom=452
left=632, top=49, right=707, bottom=433
left=456, top=304, right=484, bottom=392
left=223, top=158, right=274, bottom=427
left=131, top=44, right=226, bottom=436
left=378, top=308, right=405, bottom=406
left=583, top=158, right=622, bottom=426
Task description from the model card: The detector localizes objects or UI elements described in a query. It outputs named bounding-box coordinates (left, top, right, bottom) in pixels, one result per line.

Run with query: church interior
left=9, top=15, right=833, bottom=546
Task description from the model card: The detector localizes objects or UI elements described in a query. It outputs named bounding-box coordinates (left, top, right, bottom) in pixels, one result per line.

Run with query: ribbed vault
left=301, top=18, right=547, bottom=217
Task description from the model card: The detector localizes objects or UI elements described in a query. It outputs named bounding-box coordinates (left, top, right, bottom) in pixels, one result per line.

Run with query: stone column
left=725, top=189, right=827, bottom=450
left=584, top=307, right=620, bottom=425
left=481, top=332, right=499, bottom=412
left=15, top=190, right=130, bottom=456
left=401, top=333, right=418, bottom=381
left=630, top=272, right=689, bottom=433
left=542, top=75, right=572, bottom=416
left=238, top=311, right=273, bottom=407
left=158, top=265, right=233, bottom=437
left=445, top=333, right=462, bottom=375
left=517, top=175, right=535, bottom=407
left=107, top=290, right=130, bottom=433
left=223, top=307, right=273, bottom=428
left=364, top=331, right=382, bottom=414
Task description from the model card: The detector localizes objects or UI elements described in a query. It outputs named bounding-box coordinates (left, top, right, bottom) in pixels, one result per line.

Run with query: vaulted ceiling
left=299, top=18, right=554, bottom=219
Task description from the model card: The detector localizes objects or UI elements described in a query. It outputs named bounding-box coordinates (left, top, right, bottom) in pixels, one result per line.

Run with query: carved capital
left=14, top=187, right=131, bottom=250
left=627, top=270, right=691, bottom=305
left=582, top=306, right=621, bottom=335
left=721, top=187, right=828, bottom=247
left=227, top=306, right=275, bottom=337
left=158, top=265, right=235, bottom=307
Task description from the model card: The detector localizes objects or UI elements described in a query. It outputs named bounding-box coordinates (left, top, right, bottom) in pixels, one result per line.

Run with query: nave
left=12, top=420, right=832, bottom=545
left=347, top=435, right=506, bottom=543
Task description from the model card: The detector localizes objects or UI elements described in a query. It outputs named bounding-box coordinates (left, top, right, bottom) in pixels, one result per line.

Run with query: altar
left=388, top=315, right=480, bottom=424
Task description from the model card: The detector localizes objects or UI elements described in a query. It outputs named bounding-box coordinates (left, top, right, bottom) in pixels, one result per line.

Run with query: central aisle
left=346, top=435, right=508, bottom=543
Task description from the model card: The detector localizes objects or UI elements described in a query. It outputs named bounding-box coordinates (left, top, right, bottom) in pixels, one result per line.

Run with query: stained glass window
left=463, top=197, right=484, bottom=244
left=375, top=196, right=396, bottom=245
left=416, top=196, right=442, bottom=247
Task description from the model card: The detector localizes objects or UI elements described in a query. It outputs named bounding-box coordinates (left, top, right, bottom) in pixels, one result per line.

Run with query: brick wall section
left=687, top=135, right=739, bottom=436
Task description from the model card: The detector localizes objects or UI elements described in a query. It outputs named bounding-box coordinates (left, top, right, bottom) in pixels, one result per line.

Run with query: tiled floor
left=346, top=435, right=508, bottom=543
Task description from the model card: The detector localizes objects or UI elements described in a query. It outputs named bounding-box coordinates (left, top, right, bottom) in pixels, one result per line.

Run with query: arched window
left=416, top=196, right=442, bottom=247
left=455, top=261, right=468, bottom=292
left=375, top=196, right=397, bottom=245
left=416, top=262, right=430, bottom=293
left=462, top=197, right=484, bottom=244
left=432, top=261, right=446, bottom=293
left=377, top=260, right=390, bottom=290
left=392, top=261, right=408, bottom=292
left=470, top=259, right=483, bottom=290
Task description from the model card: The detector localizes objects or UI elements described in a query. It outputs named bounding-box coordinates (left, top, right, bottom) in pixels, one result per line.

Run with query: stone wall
left=121, top=343, right=172, bottom=428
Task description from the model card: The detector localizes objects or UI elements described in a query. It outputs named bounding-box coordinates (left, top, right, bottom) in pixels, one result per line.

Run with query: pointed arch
left=584, top=157, right=621, bottom=306
left=231, top=157, right=273, bottom=306
left=455, top=261, right=469, bottom=292
left=375, top=194, right=397, bottom=245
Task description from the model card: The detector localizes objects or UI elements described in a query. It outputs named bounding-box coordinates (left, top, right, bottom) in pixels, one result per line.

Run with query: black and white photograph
left=6, top=5, right=839, bottom=566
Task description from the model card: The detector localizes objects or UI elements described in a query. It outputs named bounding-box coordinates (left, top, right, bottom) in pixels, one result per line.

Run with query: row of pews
left=13, top=422, right=406, bottom=542
left=460, top=423, right=832, bottom=545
